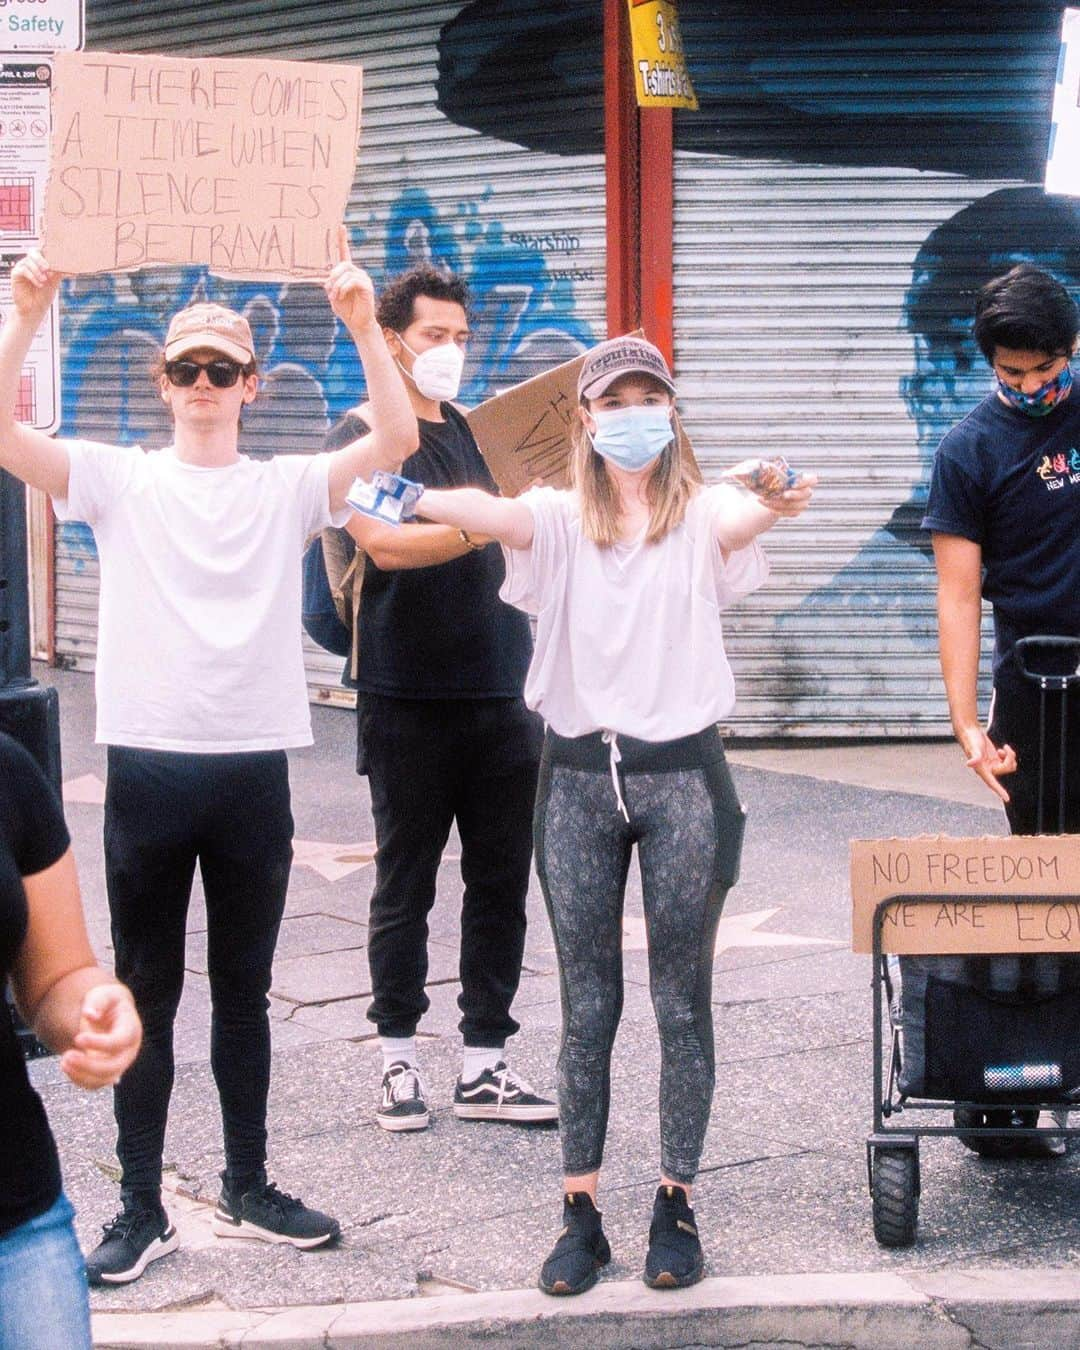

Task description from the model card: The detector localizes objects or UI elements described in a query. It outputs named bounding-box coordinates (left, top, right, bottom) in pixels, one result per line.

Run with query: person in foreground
left=0, top=732, right=141, bottom=1349
left=369, top=336, right=815, bottom=1293
left=0, top=231, right=417, bottom=1285
left=925, top=263, right=1080, bottom=826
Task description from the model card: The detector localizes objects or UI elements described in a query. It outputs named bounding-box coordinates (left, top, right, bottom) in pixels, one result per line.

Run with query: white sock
left=381, top=1036, right=418, bottom=1072
left=462, top=1046, right=503, bottom=1081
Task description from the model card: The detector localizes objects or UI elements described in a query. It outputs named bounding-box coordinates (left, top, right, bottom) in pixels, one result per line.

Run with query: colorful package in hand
left=724, top=456, right=800, bottom=497
left=346, top=471, right=424, bottom=526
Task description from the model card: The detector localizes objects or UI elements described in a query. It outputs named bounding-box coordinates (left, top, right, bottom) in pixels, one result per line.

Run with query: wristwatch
left=459, top=529, right=483, bottom=551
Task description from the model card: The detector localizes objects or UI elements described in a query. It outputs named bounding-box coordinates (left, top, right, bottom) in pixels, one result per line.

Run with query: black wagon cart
left=862, top=636, right=1080, bottom=1247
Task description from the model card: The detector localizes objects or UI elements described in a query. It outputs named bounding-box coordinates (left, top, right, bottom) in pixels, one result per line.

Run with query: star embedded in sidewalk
left=63, top=773, right=106, bottom=805
left=292, top=838, right=377, bottom=883
left=622, top=907, right=838, bottom=954
left=291, top=839, right=462, bottom=882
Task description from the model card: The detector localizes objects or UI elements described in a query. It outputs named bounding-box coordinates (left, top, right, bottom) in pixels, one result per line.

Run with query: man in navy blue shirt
left=923, top=263, right=1080, bottom=830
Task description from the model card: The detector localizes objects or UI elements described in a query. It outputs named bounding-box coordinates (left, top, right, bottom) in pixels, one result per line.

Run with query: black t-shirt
left=923, top=390, right=1080, bottom=663
left=0, top=732, right=68, bottom=1235
left=326, top=403, right=532, bottom=698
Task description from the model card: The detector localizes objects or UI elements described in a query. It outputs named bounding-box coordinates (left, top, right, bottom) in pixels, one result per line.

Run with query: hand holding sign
left=10, top=249, right=61, bottom=320
left=324, top=225, right=376, bottom=333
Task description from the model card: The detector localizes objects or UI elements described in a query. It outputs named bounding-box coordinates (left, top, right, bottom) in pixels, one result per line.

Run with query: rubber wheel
left=953, top=1107, right=1039, bottom=1158
left=872, top=1147, right=919, bottom=1248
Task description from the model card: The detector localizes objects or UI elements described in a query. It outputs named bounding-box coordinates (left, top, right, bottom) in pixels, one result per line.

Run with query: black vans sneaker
left=453, top=1061, right=558, bottom=1123
left=85, top=1205, right=179, bottom=1286
left=644, top=1185, right=704, bottom=1289
left=376, top=1061, right=430, bottom=1132
left=212, top=1175, right=340, bottom=1248
left=538, top=1191, right=611, bottom=1296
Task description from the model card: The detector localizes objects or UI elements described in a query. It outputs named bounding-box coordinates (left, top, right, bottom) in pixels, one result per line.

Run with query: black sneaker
left=375, top=1061, right=430, bottom=1132
left=538, top=1192, right=611, bottom=1296
left=85, top=1205, right=179, bottom=1285
left=644, top=1184, right=704, bottom=1289
left=453, top=1061, right=558, bottom=1123
left=212, top=1174, right=340, bottom=1248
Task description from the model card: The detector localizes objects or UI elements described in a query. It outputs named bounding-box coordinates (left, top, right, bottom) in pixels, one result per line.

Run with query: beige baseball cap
left=163, top=303, right=254, bottom=365
left=577, top=336, right=676, bottom=400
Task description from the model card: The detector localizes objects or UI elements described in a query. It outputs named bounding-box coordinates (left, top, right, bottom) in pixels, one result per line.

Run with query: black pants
left=104, top=747, right=293, bottom=1203
left=989, top=652, right=1080, bottom=835
left=358, top=695, right=542, bottom=1045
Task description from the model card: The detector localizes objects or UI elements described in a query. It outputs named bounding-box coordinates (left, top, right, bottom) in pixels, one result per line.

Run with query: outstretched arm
left=324, top=227, right=418, bottom=511
left=712, top=467, right=817, bottom=553
left=12, top=849, right=141, bottom=1089
left=408, top=485, right=535, bottom=549
left=0, top=251, right=69, bottom=498
left=932, top=531, right=1015, bottom=802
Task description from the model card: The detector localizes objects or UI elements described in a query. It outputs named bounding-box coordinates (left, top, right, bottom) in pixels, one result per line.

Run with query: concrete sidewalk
left=28, top=664, right=1080, bottom=1349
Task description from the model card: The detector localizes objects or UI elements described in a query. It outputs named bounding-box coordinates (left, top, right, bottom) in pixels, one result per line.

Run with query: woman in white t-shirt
left=394, top=336, right=814, bottom=1295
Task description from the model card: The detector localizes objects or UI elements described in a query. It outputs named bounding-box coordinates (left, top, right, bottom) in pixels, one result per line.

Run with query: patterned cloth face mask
left=996, top=363, right=1073, bottom=417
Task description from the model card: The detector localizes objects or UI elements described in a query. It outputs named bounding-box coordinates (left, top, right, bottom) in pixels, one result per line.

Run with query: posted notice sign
left=851, top=835, right=1080, bottom=955
left=0, top=253, right=59, bottom=432
left=0, top=0, right=82, bottom=52
left=627, top=0, right=697, bottom=110
left=40, top=50, right=363, bottom=279
left=1046, top=8, right=1080, bottom=195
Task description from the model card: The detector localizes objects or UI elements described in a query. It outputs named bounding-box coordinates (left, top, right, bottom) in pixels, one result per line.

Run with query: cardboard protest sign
left=850, top=835, right=1080, bottom=955
left=465, top=338, right=699, bottom=497
left=41, top=50, right=362, bottom=279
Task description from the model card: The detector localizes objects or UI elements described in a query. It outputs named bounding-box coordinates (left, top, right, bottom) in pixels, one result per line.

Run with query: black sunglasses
left=165, top=359, right=245, bottom=388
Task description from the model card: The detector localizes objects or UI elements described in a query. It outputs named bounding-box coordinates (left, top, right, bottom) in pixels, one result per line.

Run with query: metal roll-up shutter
left=56, top=1, right=605, bottom=704
left=672, top=2, right=1070, bottom=736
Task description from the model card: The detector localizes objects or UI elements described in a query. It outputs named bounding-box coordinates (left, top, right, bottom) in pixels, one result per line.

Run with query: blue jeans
left=0, top=1193, right=92, bottom=1350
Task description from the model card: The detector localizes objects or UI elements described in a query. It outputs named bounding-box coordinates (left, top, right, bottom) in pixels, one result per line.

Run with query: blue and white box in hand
left=346, top=471, right=424, bottom=526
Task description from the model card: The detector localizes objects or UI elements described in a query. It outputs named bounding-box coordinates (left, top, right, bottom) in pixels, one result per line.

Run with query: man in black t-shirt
left=924, top=263, right=1080, bottom=829
left=325, top=265, right=556, bottom=1131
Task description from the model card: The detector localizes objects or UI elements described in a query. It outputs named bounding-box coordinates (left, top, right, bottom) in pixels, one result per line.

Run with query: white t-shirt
left=500, top=485, right=768, bottom=740
left=53, top=440, right=342, bottom=753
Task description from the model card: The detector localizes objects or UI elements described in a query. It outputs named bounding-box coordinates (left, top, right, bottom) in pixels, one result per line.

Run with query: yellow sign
left=627, top=0, right=698, bottom=110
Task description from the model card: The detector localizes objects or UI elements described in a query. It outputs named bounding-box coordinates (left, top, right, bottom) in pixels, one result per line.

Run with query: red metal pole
left=604, top=0, right=639, bottom=337
left=638, top=107, right=674, bottom=366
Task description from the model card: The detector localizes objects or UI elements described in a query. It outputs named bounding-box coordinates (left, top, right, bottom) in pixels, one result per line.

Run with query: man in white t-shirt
left=0, top=233, right=418, bottom=1285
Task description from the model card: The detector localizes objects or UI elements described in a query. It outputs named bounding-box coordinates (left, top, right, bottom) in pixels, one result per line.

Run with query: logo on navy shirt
left=1036, top=447, right=1080, bottom=490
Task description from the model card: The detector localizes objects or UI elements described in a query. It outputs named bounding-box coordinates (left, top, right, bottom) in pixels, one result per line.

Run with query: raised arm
left=324, top=228, right=418, bottom=511
left=0, top=250, right=70, bottom=498
left=12, top=848, right=141, bottom=1089
left=407, top=485, right=535, bottom=550
left=932, top=531, right=1015, bottom=802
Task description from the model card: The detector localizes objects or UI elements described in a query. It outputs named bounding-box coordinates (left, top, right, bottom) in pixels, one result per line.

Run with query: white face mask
left=398, top=337, right=465, bottom=401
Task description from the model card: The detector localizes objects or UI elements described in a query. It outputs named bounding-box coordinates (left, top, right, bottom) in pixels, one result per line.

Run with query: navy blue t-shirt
left=326, top=403, right=532, bottom=699
left=0, top=732, right=68, bottom=1236
left=923, top=389, right=1080, bottom=660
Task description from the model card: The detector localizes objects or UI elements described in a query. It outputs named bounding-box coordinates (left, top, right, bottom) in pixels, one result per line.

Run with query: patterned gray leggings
left=534, top=728, right=745, bottom=1184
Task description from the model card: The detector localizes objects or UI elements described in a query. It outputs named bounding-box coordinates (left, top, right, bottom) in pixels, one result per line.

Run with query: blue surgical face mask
left=996, top=363, right=1073, bottom=417
left=588, top=406, right=674, bottom=471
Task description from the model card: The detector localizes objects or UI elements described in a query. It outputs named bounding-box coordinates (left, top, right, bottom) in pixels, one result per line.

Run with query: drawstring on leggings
left=601, top=730, right=630, bottom=822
